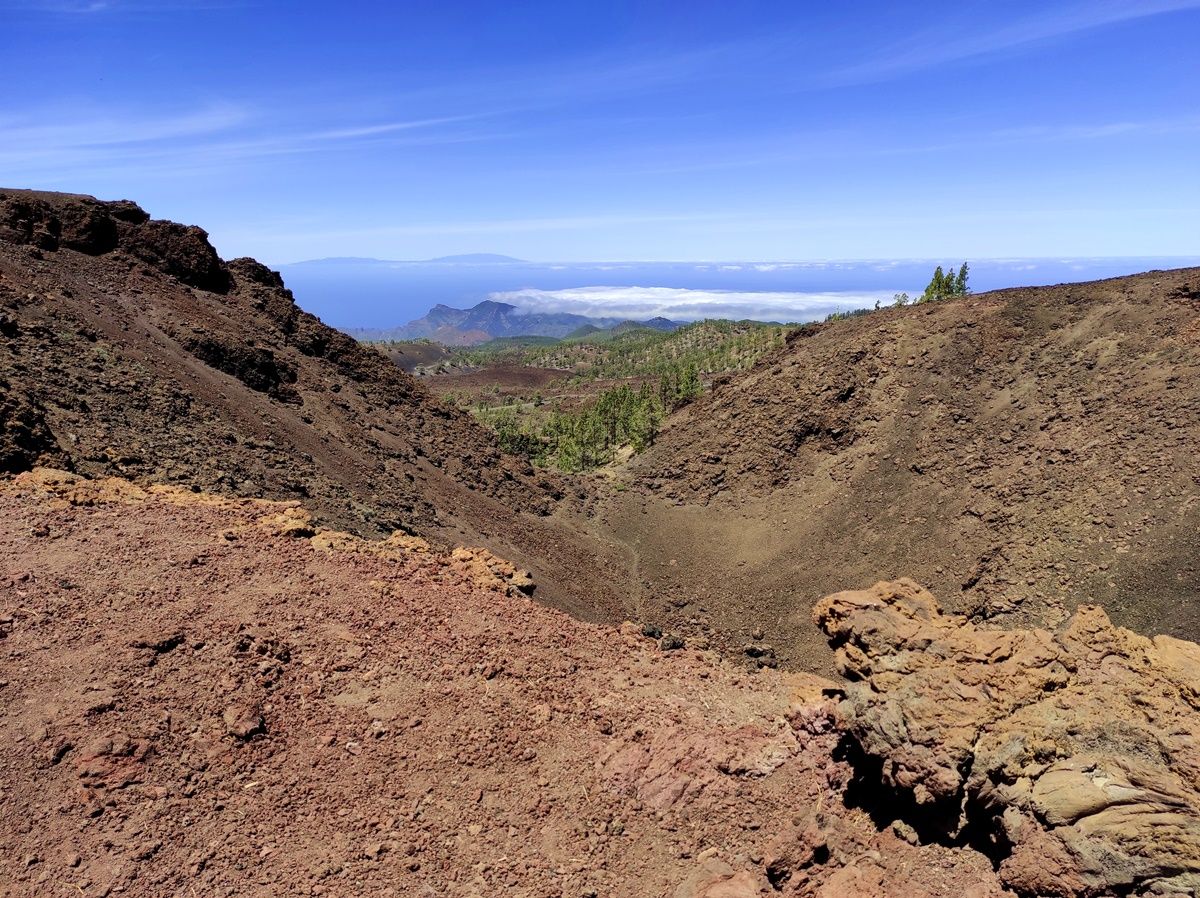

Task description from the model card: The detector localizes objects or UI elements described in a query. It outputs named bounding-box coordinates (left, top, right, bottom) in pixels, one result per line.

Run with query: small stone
left=134, top=840, right=161, bottom=861
left=891, top=820, right=919, bottom=845
left=660, top=634, right=685, bottom=651
left=222, top=703, right=264, bottom=740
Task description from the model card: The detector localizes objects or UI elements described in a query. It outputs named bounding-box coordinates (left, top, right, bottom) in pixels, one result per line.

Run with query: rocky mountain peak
left=0, top=189, right=229, bottom=293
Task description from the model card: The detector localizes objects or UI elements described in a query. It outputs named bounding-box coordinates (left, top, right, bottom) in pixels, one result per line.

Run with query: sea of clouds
left=490, top=285, right=895, bottom=323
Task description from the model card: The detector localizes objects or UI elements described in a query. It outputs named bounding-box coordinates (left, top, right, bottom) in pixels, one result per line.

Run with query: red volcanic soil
left=427, top=363, right=574, bottom=398
left=0, top=471, right=1010, bottom=898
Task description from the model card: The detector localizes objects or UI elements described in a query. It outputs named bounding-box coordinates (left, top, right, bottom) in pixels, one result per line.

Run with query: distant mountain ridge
left=424, top=253, right=526, bottom=264
left=348, top=299, right=681, bottom=346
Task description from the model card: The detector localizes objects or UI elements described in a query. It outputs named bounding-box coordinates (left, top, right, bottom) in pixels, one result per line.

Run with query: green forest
left=452, top=319, right=792, bottom=382
left=472, top=362, right=704, bottom=472
left=445, top=322, right=782, bottom=471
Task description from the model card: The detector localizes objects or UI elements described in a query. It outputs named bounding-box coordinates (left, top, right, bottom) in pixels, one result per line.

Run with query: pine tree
left=679, top=361, right=701, bottom=402
left=920, top=266, right=946, bottom=303
left=659, top=370, right=675, bottom=409
left=954, top=262, right=970, bottom=295
left=918, top=262, right=970, bottom=303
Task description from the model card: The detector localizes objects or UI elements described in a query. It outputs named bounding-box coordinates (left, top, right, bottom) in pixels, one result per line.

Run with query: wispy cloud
left=0, top=0, right=244, bottom=12
left=987, top=117, right=1200, bottom=143
left=310, top=113, right=497, bottom=141
left=0, top=103, right=250, bottom=149
left=0, top=102, right=514, bottom=184
left=825, top=0, right=1200, bottom=85
left=13, top=3, right=1190, bottom=189
left=490, top=285, right=891, bottom=323
left=598, top=112, right=1200, bottom=179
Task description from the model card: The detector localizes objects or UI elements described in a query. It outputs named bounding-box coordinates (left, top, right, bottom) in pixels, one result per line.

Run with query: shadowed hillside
left=0, top=189, right=627, bottom=620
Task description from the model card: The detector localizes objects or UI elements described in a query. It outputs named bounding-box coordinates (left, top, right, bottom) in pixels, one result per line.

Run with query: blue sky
left=2, top=0, right=1199, bottom=263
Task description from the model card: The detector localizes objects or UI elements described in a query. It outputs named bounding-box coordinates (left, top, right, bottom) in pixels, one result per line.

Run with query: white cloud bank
left=490, top=285, right=895, bottom=323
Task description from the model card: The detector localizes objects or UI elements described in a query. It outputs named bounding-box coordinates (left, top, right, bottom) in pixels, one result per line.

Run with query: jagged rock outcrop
left=815, top=579, right=1200, bottom=897
left=0, top=189, right=229, bottom=291
left=0, top=381, right=65, bottom=473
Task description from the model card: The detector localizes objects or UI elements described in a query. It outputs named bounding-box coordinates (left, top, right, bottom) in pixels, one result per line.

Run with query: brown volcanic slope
left=601, top=268, right=1200, bottom=670
left=0, top=189, right=626, bottom=621
left=6, top=188, right=1200, bottom=681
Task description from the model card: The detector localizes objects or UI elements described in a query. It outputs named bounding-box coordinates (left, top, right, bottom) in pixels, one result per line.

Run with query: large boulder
left=815, top=579, right=1200, bottom=897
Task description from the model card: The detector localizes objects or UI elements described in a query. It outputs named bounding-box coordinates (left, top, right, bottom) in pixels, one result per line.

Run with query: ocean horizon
left=278, top=255, right=1200, bottom=329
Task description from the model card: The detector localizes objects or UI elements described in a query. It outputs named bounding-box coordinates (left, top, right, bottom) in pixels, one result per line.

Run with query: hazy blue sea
left=278, top=256, right=1200, bottom=330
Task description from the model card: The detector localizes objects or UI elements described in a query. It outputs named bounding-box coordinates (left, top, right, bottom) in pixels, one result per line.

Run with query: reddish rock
left=816, top=579, right=1200, bottom=897
left=222, top=703, right=264, bottom=740
left=674, top=857, right=767, bottom=898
